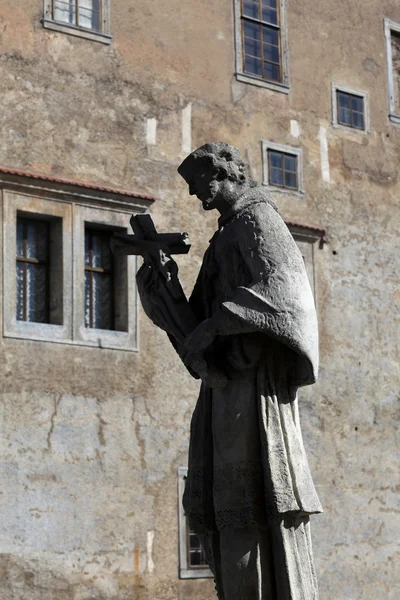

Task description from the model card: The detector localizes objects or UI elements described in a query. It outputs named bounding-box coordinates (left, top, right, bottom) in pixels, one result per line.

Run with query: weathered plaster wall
left=0, top=0, right=399, bottom=599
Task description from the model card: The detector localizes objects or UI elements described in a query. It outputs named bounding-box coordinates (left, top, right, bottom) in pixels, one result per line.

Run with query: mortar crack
left=46, top=394, right=62, bottom=452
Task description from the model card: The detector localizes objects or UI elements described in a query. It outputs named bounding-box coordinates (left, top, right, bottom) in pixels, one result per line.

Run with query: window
left=17, top=217, right=50, bottom=324
left=331, top=84, right=369, bottom=133
left=53, top=0, right=101, bottom=31
left=2, top=168, right=153, bottom=348
left=261, top=141, right=303, bottom=193
left=177, top=467, right=213, bottom=579
left=234, top=0, right=289, bottom=93
left=285, top=222, right=326, bottom=303
left=43, top=0, right=111, bottom=44
left=384, top=18, right=400, bottom=124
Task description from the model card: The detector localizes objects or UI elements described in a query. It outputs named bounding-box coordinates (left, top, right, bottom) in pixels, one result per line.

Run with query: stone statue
left=131, top=143, right=322, bottom=599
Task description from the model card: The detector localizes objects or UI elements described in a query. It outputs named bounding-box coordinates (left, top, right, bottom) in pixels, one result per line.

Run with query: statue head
left=178, top=142, right=256, bottom=214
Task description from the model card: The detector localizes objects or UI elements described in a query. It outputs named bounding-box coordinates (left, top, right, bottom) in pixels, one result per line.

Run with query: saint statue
left=135, top=142, right=322, bottom=600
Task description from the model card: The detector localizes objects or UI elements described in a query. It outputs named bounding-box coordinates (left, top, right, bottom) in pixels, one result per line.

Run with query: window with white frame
left=234, top=0, right=289, bottom=93
left=384, top=18, right=400, bottom=124
left=331, top=83, right=370, bottom=133
left=2, top=172, right=151, bottom=349
left=43, top=0, right=111, bottom=43
left=261, top=141, right=303, bottom=193
left=177, top=467, right=213, bottom=579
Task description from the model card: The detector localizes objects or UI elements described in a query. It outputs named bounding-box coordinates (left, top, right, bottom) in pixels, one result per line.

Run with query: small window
left=336, top=91, right=365, bottom=130
left=15, top=213, right=64, bottom=328
left=234, top=0, right=289, bottom=92
left=16, top=217, right=50, bottom=324
left=384, top=18, right=400, bottom=123
left=331, top=84, right=369, bottom=133
left=286, top=222, right=326, bottom=304
left=43, top=0, right=111, bottom=44
left=262, top=141, right=303, bottom=193
left=84, top=228, right=114, bottom=330
left=268, top=150, right=298, bottom=189
left=177, top=467, right=213, bottom=579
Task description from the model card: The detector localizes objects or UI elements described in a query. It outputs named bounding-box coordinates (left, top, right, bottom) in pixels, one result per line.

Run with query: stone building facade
left=0, top=1, right=399, bottom=599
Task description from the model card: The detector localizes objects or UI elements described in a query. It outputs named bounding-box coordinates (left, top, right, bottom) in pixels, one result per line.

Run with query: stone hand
left=181, top=318, right=218, bottom=363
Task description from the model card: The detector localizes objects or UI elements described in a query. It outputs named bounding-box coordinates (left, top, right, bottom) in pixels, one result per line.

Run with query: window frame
left=234, top=0, right=290, bottom=93
left=177, top=467, right=213, bottom=580
left=384, top=18, right=400, bottom=124
left=3, top=192, right=73, bottom=343
left=1, top=172, right=152, bottom=350
left=261, top=141, right=303, bottom=195
left=43, top=0, right=112, bottom=44
left=331, top=83, right=370, bottom=134
left=74, top=205, right=136, bottom=350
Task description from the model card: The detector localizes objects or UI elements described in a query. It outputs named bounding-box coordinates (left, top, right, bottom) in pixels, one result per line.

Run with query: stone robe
left=183, top=188, right=322, bottom=599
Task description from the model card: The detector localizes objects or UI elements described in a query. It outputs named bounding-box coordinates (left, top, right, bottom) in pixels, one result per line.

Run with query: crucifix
left=110, top=214, right=226, bottom=387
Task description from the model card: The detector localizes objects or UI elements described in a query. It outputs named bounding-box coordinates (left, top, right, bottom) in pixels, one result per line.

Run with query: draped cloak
left=182, top=188, right=322, bottom=600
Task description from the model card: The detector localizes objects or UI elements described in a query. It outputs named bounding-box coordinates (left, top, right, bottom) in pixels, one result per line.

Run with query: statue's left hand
left=180, top=318, right=217, bottom=366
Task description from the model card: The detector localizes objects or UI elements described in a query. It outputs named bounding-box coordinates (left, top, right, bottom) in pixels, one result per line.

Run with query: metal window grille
left=241, top=0, right=281, bottom=82
left=336, top=91, right=365, bottom=130
left=186, top=525, right=208, bottom=569
left=268, top=150, right=298, bottom=189
left=16, top=217, right=50, bottom=324
left=84, top=228, right=114, bottom=330
left=52, top=0, right=101, bottom=32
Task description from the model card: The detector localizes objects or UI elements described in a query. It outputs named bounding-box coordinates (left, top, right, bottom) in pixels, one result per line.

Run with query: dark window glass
left=84, top=229, right=114, bottom=330
left=53, top=0, right=101, bottom=32
left=268, top=150, right=298, bottom=190
left=337, top=91, right=365, bottom=130
left=187, top=528, right=208, bottom=568
left=241, top=0, right=281, bottom=82
left=16, top=218, right=49, bottom=323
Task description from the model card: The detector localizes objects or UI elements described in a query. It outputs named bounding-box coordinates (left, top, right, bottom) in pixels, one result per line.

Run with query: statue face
left=187, top=164, right=221, bottom=211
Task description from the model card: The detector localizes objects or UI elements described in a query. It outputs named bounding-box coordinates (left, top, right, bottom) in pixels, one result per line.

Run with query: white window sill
left=262, top=182, right=305, bottom=198
left=332, top=122, right=370, bottom=135
left=43, top=19, right=112, bottom=44
left=235, top=72, right=290, bottom=94
left=4, top=329, right=139, bottom=352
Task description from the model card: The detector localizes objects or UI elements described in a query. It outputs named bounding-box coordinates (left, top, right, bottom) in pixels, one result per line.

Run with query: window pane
left=263, top=43, right=279, bottom=64
left=91, top=234, right=103, bottom=268
left=262, top=26, right=278, bottom=46
left=16, top=263, right=24, bottom=321
left=284, top=170, right=298, bottom=189
left=244, top=21, right=260, bottom=41
left=269, top=151, right=282, bottom=168
left=284, top=154, right=297, bottom=172
left=263, top=61, right=280, bottom=81
left=245, top=55, right=262, bottom=76
left=92, top=272, right=112, bottom=330
left=53, top=0, right=76, bottom=25
left=189, top=551, right=202, bottom=566
left=27, top=264, right=48, bottom=323
left=338, top=92, right=351, bottom=109
left=351, top=95, right=364, bottom=113
left=338, top=107, right=351, bottom=126
left=17, top=222, right=24, bottom=257
left=189, top=533, right=201, bottom=550
left=262, top=0, right=277, bottom=8
left=270, top=167, right=283, bottom=186
left=79, top=0, right=100, bottom=31
left=262, top=7, right=278, bottom=25
left=243, top=0, right=259, bottom=19
left=245, top=37, right=261, bottom=58
left=352, top=111, right=364, bottom=129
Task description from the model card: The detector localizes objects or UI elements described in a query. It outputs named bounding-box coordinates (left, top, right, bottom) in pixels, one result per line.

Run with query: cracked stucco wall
left=0, top=0, right=399, bottom=599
